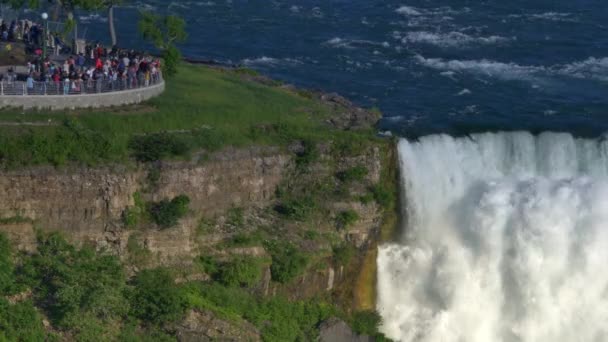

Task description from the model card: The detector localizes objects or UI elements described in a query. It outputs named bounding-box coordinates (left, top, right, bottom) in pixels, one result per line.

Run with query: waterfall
left=378, top=131, right=608, bottom=342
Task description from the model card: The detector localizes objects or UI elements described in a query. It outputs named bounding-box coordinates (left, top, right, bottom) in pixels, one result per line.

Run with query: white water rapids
left=377, top=132, right=608, bottom=342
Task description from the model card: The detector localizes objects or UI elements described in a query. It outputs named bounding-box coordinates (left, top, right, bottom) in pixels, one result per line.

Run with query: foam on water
left=415, top=55, right=608, bottom=83
left=378, top=132, right=608, bottom=342
left=402, top=31, right=510, bottom=48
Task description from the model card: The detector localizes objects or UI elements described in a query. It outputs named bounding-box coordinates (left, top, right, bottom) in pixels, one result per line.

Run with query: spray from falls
left=378, top=132, right=608, bottom=342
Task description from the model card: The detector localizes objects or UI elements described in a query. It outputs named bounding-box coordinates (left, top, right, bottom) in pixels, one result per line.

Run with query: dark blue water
left=78, top=0, right=608, bottom=137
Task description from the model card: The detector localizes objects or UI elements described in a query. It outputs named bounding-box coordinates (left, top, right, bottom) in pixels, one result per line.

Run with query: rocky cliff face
left=0, top=143, right=387, bottom=303
left=0, top=146, right=289, bottom=255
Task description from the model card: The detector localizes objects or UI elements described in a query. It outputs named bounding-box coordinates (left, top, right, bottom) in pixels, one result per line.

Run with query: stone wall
left=0, top=80, right=164, bottom=110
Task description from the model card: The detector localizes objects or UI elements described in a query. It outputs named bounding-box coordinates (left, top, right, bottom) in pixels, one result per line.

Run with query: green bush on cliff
left=332, top=243, right=356, bottom=265
left=275, top=196, right=316, bottom=221
left=351, top=310, right=387, bottom=339
left=21, top=233, right=128, bottom=330
left=0, top=299, right=47, bottom=342
left=129, top=132, right=190, bottom=162
left=266, top=241, right=309, bottom=284
left=0, top=233, right=15, bottom=295
left=130, top=268, right=186, bottom=324
left=148, top=195, right=190, bottom=228
left=182, top=282, right=335, bottom=341
left=337, top=166, right=368, bottom=183
left=371, top=183, right=395, bottom=209
left=336, top=209, right=359, bottom=230
left=216, top=257, right=263, bottom=288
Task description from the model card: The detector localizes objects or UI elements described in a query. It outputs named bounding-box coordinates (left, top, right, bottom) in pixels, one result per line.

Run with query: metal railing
left=0, top=73, right=163, bottom=96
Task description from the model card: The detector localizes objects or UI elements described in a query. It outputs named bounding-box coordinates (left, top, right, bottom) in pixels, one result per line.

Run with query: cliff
left=0, top=64, right=395, bottom=341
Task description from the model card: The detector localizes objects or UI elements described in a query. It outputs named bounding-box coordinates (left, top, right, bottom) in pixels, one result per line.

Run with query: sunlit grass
left=0, top=63, right=373, bottom=168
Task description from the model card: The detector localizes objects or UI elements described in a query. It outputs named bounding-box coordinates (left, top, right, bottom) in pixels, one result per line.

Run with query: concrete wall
left=0, top=80, right=165, bottom=110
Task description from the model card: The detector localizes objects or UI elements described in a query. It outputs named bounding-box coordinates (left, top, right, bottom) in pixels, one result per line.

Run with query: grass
left=0, top=63, right=376, bottom=169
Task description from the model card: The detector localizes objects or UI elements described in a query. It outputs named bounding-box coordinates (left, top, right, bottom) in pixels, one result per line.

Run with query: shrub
left=216, top=257, right=263, bottom=288
left=0, top=299, right=47, bottom=341
left=22, top=233, right=127, bottom=328
left=303, top=230, right=319, bottom=241
left=351, top=310, right=383, bottom=336
left=197, top=217, right=215, bottom=236
left=127, top=235, right=151, bottom=266
left=148, top=195, right=190, bottom=228
left=130, top=268, right=186, bottom=324
left=0, top=233, right=15, bottom=295
left=162, top=45, right=182, bottom=78
left=336, top=166, right=368, bottom=183
left=198, top=256, right=219, bottom=276
left=226, top=231, right=263, bottom=247
left=336, top=210, right=359, bottom=230
left=128, top=132, right=190, bottom=162
left=226, top=207, right=244, bottom=227
left=332, top=244, right=355, bottom=265
left=275, top=197, right=315, bottom=221
left=122, top=192, right=146, bottom=228
left=266, top=241, right=309, bottom=284
left=295, top=140, right=319, bottom=168
left=371, top=184, right=395, bottom=209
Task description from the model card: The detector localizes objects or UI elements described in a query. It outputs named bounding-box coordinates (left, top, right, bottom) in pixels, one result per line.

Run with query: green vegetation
left=148, top=195, right=190, bottom=228
left=131, top=268, right=186, bottom=324
left=337, top=166, right=368, bottom=183
left=0, top=299, right=47, bottom=342
left=351, top=310, right=387, bottom=339
left=332, top=243, right=356, bottom=265
left=336, top=209, right=360, bottom=230
left=371, top=183, right=395, bottom=209
left=138, top=12, right=188, bottom=78
left=226, top=207, right=245, bottom=227
left=0, top=215, right=33, bottom=225
left=275, top=196, right=316, bottom=221
left=122, top=192, right=146, bottom=228
left=0, top=233, right=15, bottom=294
left=216, top=257, right=264, bottom=288
left=181, top=282, right=335, bottom=341
left=265, top=241, right=309, bottom=284
left=0, top=63, right=377, bottom=169
left=128, top=132, right=190, bottom=162
left=126, top=234, right=152, bottom=266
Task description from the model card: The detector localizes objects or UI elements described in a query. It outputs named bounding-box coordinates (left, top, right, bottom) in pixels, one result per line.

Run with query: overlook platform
left=0, top=78, right=165, bottom=110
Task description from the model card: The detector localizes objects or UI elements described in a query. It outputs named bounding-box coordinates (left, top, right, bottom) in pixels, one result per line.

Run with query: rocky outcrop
left=175, top=310, right=261, bottom=342
left=319, top=317, right=373, bottom=342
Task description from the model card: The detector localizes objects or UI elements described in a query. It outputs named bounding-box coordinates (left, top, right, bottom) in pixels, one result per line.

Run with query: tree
left=138, top=11, right=187, bottom=77
left=91, top=0, right=125, bottom=46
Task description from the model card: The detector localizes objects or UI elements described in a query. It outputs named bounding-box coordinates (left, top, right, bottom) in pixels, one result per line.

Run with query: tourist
left=26, top=73, right=34, bottom=93
left=63, top=76, right=70, bottom=95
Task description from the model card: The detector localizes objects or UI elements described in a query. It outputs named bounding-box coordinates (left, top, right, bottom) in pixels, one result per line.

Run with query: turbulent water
left=46, top=0, right=608, bottom=136
left=378, top=132, right=608, bottom=341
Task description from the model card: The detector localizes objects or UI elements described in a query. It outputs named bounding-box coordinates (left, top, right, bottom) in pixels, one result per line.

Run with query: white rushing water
left=378, top=131, right=608, bottom=342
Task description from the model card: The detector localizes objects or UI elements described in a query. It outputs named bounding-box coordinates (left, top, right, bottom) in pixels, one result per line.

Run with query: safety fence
left=0, top=74, right=163, bottom=96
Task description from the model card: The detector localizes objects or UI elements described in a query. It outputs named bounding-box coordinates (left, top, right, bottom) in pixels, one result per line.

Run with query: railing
left=0, top=73, right=163, bottom=96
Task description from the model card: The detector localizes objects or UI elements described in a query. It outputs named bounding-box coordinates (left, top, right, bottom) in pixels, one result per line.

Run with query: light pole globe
left=41, top=12, right=48, bottom=20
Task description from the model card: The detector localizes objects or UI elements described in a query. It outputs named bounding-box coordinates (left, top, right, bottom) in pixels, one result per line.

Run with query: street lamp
left=41, top=12, right=48, bottom=79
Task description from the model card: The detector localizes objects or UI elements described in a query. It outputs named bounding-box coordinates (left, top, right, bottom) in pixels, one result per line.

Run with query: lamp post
left=41, top=12, right=48, bottom=79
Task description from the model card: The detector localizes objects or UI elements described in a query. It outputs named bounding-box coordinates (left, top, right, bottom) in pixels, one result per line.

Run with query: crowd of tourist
left=26, top=46, right=163, bottom=94
left=0, top=17, right=163, bottom=94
